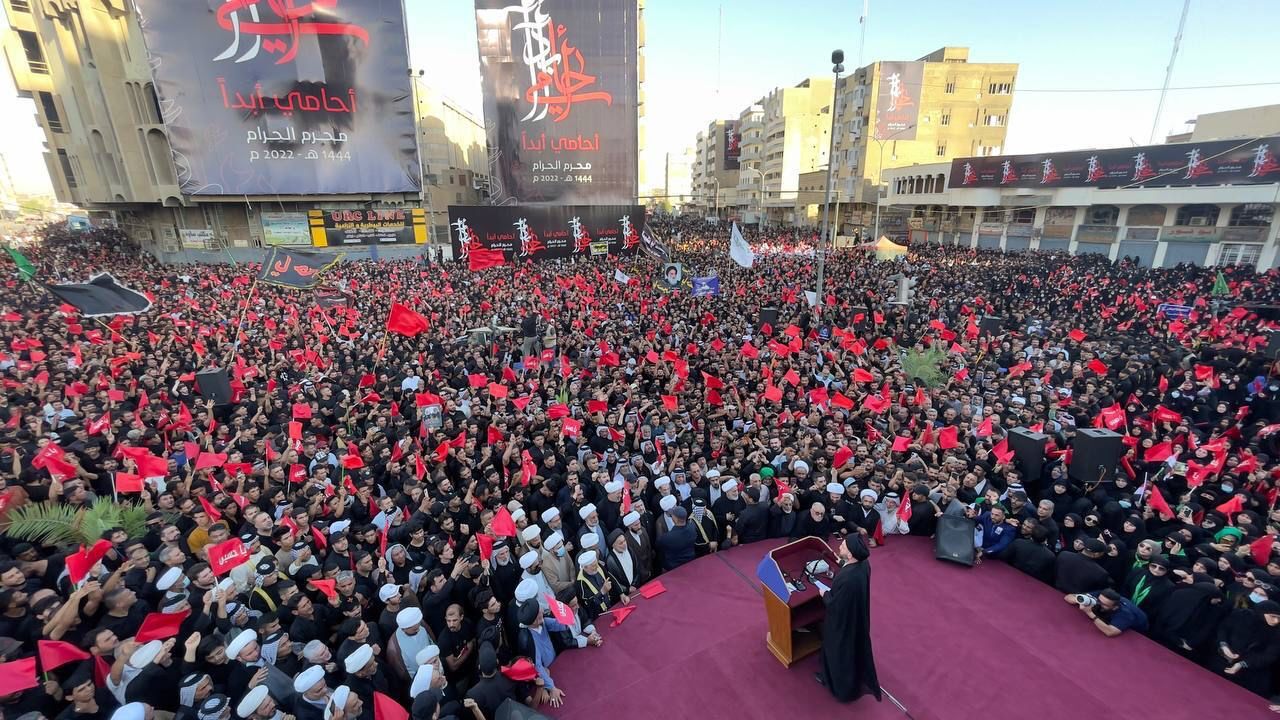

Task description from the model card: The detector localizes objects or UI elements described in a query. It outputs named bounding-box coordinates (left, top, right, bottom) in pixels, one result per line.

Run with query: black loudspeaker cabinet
left=979, top=315, right=1002, bottom=336
left=1268, top=332, right=1280, bottom=360
left=1070, top=428, right=1124, bottom=484
left=935, top=515, right=977, bottom=567
left=194, top=368, right=234, bottom=405
left=759, top=307, right=779, bottom=332
left=1008, top=426, right=1047, bottom=491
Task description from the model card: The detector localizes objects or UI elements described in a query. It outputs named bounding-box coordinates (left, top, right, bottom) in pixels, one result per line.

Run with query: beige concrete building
left=414, top=78, right=488, bottom=244
left=641, top=146, right=692, bottom=212
left=822, top=46, right=1017, bottom=237
left=1165, top=104, right=1280, bottom=144
left=753, top=76, right=835, bottom=226
left=690, top=120, right=738, bottom=217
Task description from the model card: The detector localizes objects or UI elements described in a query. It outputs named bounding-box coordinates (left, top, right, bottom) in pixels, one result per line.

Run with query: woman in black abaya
left=817, top=536, right=882, bottom=704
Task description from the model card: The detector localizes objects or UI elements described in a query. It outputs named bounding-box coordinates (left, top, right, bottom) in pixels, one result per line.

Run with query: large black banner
left=723, top=121, right=741, bottom=171
left=875, top=61, right=923, bottom=141
left=134, top=0, right=419, bottom=196
left=448, top=205, right=644, bottom=262
left=950, top=137, right=1280, bottom=190
left=258, top=247, right=340, bottom=289
left=474, top=0, right=638, bottom=204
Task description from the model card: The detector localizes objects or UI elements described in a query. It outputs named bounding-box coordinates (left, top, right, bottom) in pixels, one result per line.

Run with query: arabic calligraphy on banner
left=448, top=204, right=644, bottom=263
left=134, top=0, right=419, bottom=195
left=475, top=0, right=638, bottom=204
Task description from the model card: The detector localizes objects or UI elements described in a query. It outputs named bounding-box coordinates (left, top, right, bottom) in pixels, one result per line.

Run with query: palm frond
left=2, top=502, right=84, bottom=547
left=79, top=501, right=124, bottom=543
left=118, top=504, right=149, bottom=539
left=902, top=347, right=948, bottom=389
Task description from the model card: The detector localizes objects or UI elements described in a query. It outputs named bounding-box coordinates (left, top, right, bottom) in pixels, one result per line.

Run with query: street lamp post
left=711, top=176, right=720, bottom=221
left=816, top=49, right=844, bottom=299
left=743, top=166, right=764, bottom=229
left=871, top=124, right=914, bottom=244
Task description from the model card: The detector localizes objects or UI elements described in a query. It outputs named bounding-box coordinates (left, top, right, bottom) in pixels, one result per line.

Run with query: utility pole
left=817, top=49, right=844, bottom=299
left=1149, top=0, right=1191, bottom=144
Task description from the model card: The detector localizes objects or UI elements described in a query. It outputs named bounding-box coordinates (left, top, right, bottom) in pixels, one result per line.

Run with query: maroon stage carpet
left=544, top=536, right=1266, bottom=720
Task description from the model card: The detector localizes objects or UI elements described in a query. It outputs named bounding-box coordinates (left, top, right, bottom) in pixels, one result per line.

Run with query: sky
left=3, top=0, right=1280, bottom=195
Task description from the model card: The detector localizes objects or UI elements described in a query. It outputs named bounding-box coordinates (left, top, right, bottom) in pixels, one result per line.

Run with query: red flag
left=1144, top=441, right=1174, bottom=463
left=661, top=395, right=678, bottom=411
left=492, top=507, right=517, bottom=537
left=783, top=369, right=801, bottom=386
left=1148, top=486, right=1176, bottom=521
left=372, top=693, right=409, bottom=720
left=0, top=657, right=38, bottom=696
left=37, top=640, right=90, bottom=671
left=833, top=446, right=854, bottom=467
left=891, top=435, right=910, bottom=452
left=975, top=417, right=993, bottom=437
left=207, top=538, right=251, bottom=576
left=1068, top=328, right=1086, bottom=342
left=198, top=496, right=223, bottom=522
left=414, top=454, right=426, bottom=482
left=386, top=303, right=430, bottom=336
left=872, top=520, right=885, bottom=546
left=501, top=658, right=539, bottom=682
left=896, top=495, right=912, bottom=522
left=308, top=578, right=338, bottom=601
left=545, top=594, right=577, bottom=625
left=379, top=523, right=389, bottom=559
left=194, top=452, right=227, bottom=470
left=740, top=342, right=759, bottom=359
left=1215, top=495, right=1245, bottom=517
left=477, top=533, right=495, bottom=562
left=1250, top=535, right=1275, bottom=567
left=638, top=580, right=667, bottom=598
left=938, top=426, right=959, bottom=450
left=1087, top=358, right=1107, bottom=375
left=830, top=392, right=854, bottom=410
left=606, top=605, right=637, bottom=627
left=852, top=368, right=875, bottom=384
left=1158, top=375, right=1169, bottom=393
left=1152, top=405, right=1183, bottom=425
left=135, top=608, right=191, bottom=642
left=65, top=540, right=112, bottom=586
left=114, top=472, right=143, bottom=494
left=468, top=248, right=507, bottom=271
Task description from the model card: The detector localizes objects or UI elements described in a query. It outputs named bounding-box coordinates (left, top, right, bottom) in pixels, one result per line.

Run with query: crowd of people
left=1, top=216, right=1279, bottom=720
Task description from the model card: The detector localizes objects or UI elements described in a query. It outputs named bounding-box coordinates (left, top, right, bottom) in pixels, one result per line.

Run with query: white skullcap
left=605, top=480, right=623, bottom=494
left=545, top=531, right=564, bottom=549
left=324, top=687, right=350, bottom=720
left=580, top=533, right=598, bottom=549
left=578, top=551, right=597, bottom=567
left=514, top=578, right=538, bottom=602
left=520, top=525, right=541, bottom=543
left=660, top=495, right=677, bottom=511
left=113, top=703, right=147, bottom=720
left=236, top=686, right=269, bottom=719
left=578, top=503, right=597, bottom=520
left=827, top=483, right=844, bottom=495
left=328, top=520, right=351, bottom=535
left=396, top=606, right=423, bottom=630
left=343, top=644, right=373, bottom=674
left=794, top=460, right=810, bottom=473
left=224, top=631, right=256, bottom=661
left=706, top=469, right=721, bottom=479
left=542, top=507, right=560, bottom=523
left=303, top=640, right=328, bottom=663
left=623, top=511, right=641, bottom=527
left=408, top=662, right=434, bottom=699
left=510, top=508, right=526, bottom=523
left=415, top=645, right=440, bottom=666
left=292, top=665, right=325, bottom=693
left=860, top=489, right=878, bottom=501
left=722, top=479, right=739, bottom=492
left=128, top=640, right=163, bottom=669
left=655, top=476, right=671, bottom=488
left=519, top=550, right=540, bottom=570
left=157, top=566, right=184, bottom=591
left=378, top=584, right=400, bottom=602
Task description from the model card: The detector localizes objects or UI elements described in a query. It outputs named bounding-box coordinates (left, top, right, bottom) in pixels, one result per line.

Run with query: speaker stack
left=1069, top=428, right=1124, bottom=484
left=1008, top=426, right=1048, bottom=494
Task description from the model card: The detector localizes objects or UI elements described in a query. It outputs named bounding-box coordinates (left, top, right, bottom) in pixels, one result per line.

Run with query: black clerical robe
left=819, top=560, right=881, bottom=703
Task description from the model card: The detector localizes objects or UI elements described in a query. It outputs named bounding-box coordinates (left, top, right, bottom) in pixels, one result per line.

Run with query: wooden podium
left=756, top=536, right=840, bottom=666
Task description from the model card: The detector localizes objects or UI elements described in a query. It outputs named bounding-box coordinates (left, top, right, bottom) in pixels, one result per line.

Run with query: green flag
left=1212, top=271, right=1230, bottom=297
left=5, top=248, right=35, bottom=281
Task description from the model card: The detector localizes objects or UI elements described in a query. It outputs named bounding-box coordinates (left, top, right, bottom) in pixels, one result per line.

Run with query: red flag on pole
left=37, top=640, right=90, bottom=671
left=206, top=538, right=251, bottom=576
left=0, top=657, right=38, bottom=696
left=386, top=303, right=430, bottom=337
left=135, top=608, right=191, bottom=642
left=1148, top=486, right=1176, bottom=521
left=1250, top=535, right=1275, bottom=567
left=372, top=692, right=409, bottom=720
left=492, top=507, right=517, bottom=537
left=468, top=248, right=507, bottom=272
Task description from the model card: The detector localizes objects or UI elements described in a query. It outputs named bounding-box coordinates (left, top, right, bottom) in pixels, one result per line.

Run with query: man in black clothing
left=1008, top=524, right=1057, bottom=584
left=1054, top=538, right=1113, bottom=594
left=656, top=507, right=696, bottom=571
left=734, top=486, right=771, bottom=545
left=817, top=535, right=881, bottom=704
left=465, top=644, right=523, bottom=718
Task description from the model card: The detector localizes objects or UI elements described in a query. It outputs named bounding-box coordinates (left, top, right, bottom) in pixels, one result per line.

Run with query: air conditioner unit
left=1189, top=216, right=1209, bottom=226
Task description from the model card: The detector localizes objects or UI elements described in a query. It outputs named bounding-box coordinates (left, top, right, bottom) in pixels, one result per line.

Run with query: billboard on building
left=134, top=0, right=419, bottom=196
left=949, top=137, right=1280, bottom=189
left=723, top=121, right=741, bottom=171
left=875, top=61, right=923, bottom=141
left=448, top=204, right=644, bottom=261
left=312, top=208, right=425, bottom=245
left=474, top=0, right=638, bottom=204
left=260, top=212, right=312, bottom=245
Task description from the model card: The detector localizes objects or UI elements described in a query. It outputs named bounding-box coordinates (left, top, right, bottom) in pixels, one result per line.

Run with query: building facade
left=751, top=76, right=833, bottom=226
left=880, top=157, right=1280, bottom=271
left=824, top=47, right=1017, bottom=237
left=414, top=79, right=488, bottom=246
left=689, top=120, right=738, bottom=218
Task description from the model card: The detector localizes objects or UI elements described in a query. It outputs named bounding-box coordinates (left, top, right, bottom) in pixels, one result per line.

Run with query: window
left=944, top=80, right=956, bottom=94
left=17, top=30, right=47, bottom=74
left=984, top=114, right=1006, bottom=127
left=456, top=192, right=462, bottom=203
left=37, top=92, right=63, bottom=133
left=144, top=83, right=162, bottom=124
left=1229, top=203, right=1274, bottom=227
left=57, top=149, right=77, bottom=188
left=936, top=144, right=947, bottom=157
left=1218, top=243, right=1262, bottom=267
left=1011, top=208, right=1036, bottom=224
left=1175, top=204, right=1220, bottom=226
left=988, top=82, right=1013, bottom=95
left=1086, top=205, right=1119, bottom=225
left=940, top=112, right=951, bottom=126
left=1126, top=204, right=1167, bottom=226
left=10, top=0, right=31, bottom=13
left=980, top=146, right=1001, bottom=157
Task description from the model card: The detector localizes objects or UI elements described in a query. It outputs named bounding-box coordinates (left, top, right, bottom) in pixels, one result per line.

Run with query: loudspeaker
left=1267, top=332, right=1280, bottom=360
left=1070, top=428, right=1124, bottom=484
left=979, top=315, right=1002, bottom=336
left=194, top=368, right=233, bottom=405
left=1008, top=426, right=1047, bottom=491
left=758, top=307, right=779, bottom=331
left=934, top=515, right=976, bottom=567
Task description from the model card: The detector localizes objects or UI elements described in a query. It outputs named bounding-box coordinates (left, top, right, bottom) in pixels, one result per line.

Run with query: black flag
left=258, top=247, right=339, bottom=289
left=44, top=273, right=151, bottom=317
left=641, top=227, right=670, bottom=262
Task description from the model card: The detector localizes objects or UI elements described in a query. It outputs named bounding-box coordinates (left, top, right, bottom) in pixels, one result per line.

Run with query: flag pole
left=224, top=280, right=258, bottom=366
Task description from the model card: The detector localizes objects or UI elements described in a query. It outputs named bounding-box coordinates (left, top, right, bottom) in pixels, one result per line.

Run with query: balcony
left=10, top=0, right=31, bottom=12
left=28, top=59, right=48, bottom=74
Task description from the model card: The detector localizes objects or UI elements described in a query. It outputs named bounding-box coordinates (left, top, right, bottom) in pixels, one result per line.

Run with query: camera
left=1074, top=594, right=1096, bottom=607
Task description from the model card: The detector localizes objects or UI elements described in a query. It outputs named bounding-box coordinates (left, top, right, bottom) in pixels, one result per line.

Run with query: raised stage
left=545, top=536, right=1266, bottom=720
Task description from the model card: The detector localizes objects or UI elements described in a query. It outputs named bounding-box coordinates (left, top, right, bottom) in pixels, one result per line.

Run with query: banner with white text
left=448, top=205, right=644, bottom=262
left=134, top=0, right=419, bottom=195
left=474, top=0, right=638, bottom=204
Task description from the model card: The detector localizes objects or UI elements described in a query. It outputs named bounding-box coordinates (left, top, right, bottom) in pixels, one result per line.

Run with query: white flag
left=804, top=291, right=819, bottom=307
left=613, top=268, right=631, bottom=284
left=729, top=223, right=755, bottom=268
